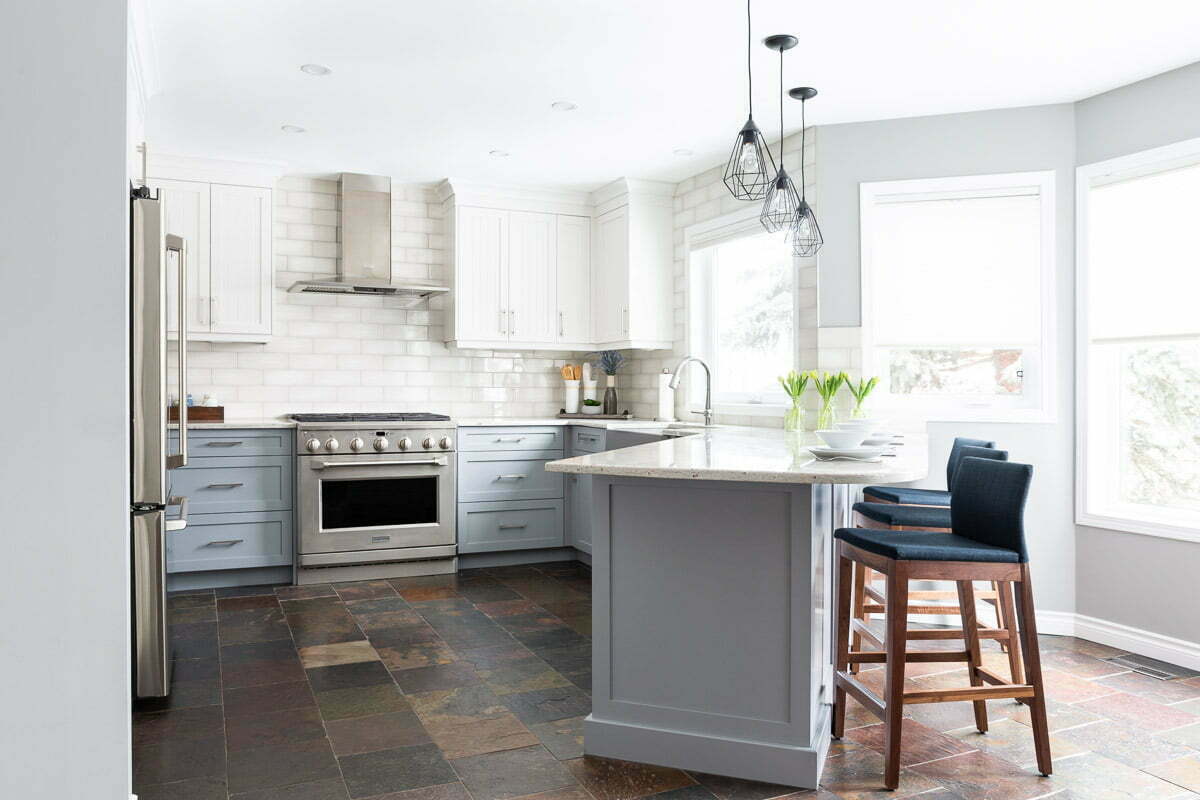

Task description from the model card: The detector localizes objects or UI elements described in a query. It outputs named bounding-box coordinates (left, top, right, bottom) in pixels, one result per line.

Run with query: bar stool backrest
left=950, top=446, right=1008, bottom=491
left=947, top=437, right=997, bottom=489
left=950, top=457, right=1034, bottom=561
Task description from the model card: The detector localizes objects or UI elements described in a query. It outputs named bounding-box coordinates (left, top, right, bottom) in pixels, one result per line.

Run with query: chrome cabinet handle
left=166, top=234, right=188, bottom=468
left=314, top=458, right=445, bottom=469
left=496, top=474, right=527, bottom=480
left=165, top=496, right=189, bottom=532
left=206, top=482, right=244, bottom=489
left=204, top=539, right=244, bottom=547
left=205, top=441, right=244, bottom=448
left=494, top=437, right=525, bottom=443
left=498, top=523, right=528, bottom=530
left=510, top=309, right=516, bottom=333
left=558, top=311, right=564, bottom=337
left=624, top=307, right=629, bottom=335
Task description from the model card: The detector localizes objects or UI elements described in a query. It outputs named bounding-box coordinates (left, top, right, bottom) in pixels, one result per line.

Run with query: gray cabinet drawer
left=168, top=511, right=292, bottom=573
left=458, top=500, right=564, bottom=553
left=168, top=456, right=292, bottom=514
left=457, top=450, right=564, bottom=502
left=570, top=427, right=606, bottom=453
left=459, top=426, right=563, bottom=452
left=170, top=427, right=293, bottom=458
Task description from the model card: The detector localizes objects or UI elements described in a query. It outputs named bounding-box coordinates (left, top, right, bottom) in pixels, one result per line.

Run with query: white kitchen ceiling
left=142, top=0, right=1200, bottom=189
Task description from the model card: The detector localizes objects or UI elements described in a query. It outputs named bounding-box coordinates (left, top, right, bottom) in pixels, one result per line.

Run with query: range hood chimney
left=289, top=173, right=448, bottom=298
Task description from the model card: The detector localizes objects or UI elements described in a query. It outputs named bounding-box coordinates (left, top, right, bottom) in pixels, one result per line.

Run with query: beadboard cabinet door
left=149, top=178, right=211, bottom=335
left=593, top=205, right=629, bottom=343
left=556, top=215, right=591, bottom=345
left=507, top=211, right=557, bottom=344
left=209, top=184, right=272, bottom=338
left=455, top=206, right=509, bottom=341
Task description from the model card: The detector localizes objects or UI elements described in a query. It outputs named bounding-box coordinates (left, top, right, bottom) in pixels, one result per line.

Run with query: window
left=860, top=172, right=1056, bottom=422
left=689, top=220, right=796, bottom=409
left=1078, top=139, right=1200, bottom=542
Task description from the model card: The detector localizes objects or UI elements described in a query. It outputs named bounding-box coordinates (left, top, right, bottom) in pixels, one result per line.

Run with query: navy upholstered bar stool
left=862, top=436, right=996, bottom=506
left=850, top=447, right=1023, bottom=681
left=832, top=457, right=1052, bottom=790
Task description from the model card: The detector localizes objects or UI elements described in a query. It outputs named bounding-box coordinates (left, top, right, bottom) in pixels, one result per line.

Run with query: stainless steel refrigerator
left=131, top=185, right=191, bottom=698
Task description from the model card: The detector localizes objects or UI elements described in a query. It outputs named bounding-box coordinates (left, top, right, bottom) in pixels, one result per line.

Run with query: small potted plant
left=592, top=351, right=626, bottom=414
left=777, top=370, right=811, bottom=432
left=581, top=398, right=604, bottom=415
left=845, top=376, right=879, bottom=420
left=811, top=371, right=847, bottom=430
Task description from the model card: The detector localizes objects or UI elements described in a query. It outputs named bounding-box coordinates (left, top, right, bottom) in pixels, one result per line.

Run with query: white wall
left=815, top=105, right=1079, bottom=614
left=1074, top=62, right=1200, bottom=643
left=0, top=1, right=132, bottom=798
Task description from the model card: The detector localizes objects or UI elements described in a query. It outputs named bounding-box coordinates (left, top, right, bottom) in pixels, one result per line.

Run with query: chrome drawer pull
left=204, top=539, right=244, bottom=547
left=496, top=474, right=527, bottom=480
left=205, top=441, right=244, bottom=447
left=498, top=523, right=528, bottom=530
left=314, top=459, right=445, bottom=469
left=206, top=482, right=244, bottom=489
left=494, top=437, right=526, bottom=443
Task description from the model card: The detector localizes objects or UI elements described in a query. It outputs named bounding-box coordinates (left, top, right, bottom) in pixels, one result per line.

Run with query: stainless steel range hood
left=289, top=173, right=449, bottom=298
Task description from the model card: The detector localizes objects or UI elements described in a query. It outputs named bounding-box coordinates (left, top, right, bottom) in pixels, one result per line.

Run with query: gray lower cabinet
left=167, top=428, right=295, bottom=583
left=455, top=426, right=565, bottom=554
left=565, top=427, right=605, bottom=554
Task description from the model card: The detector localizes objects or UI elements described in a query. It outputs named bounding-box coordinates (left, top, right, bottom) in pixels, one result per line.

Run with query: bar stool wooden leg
left=850, top=563, right=868, bottom=674
left=991, top=580, right=1010, bottom=653
left=883, top=564, right=909, bottom=791
left=1014, top=564, right=1052, bottom=776
left=956, top=580, right=989, bottom=733
left=997, top=581, right=1023, bottom=684
left=833, top=546, right=854, bottom=738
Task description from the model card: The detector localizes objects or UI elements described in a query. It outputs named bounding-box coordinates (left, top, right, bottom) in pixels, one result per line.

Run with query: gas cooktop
left=289, top=412, right=452, bottom=423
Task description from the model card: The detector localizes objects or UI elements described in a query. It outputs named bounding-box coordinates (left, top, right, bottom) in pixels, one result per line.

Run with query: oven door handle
left=312, top=458, right=447, bottom=469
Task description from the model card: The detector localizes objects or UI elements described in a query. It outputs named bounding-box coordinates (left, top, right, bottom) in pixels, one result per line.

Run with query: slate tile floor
left=134, top=563, right=1200, bottom=800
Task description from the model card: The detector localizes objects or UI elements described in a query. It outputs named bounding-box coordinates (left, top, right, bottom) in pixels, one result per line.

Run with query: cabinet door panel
left=556, top=215, right=591, bottom=344
left=209, top=184, right=272, bottom=336
left=507, top=211, right=556, bottom=344
left=455, top=207, right=508, bottom=341
left=593, top=207, right=628, bottom=342
left=148, top=178, right=210, bottom=334
left=567, top=473, right=593, bottom=553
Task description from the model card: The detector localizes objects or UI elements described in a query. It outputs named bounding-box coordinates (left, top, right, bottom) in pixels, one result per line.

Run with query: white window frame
left=685, top=206, right=797, bottom=417
left=860, top=171, right=1057, bottom=424
left=1076, top=136, right=1200, bottom=544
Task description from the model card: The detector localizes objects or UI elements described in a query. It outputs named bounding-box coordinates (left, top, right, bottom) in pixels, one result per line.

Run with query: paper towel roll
left=656, top=370, right=676, bottom=422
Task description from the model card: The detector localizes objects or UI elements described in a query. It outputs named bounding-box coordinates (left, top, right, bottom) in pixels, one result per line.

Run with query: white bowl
left=836, top=418, right=885, bottom=432
left=815, top=429, right=867, bottom=449
left=581, top=405, right=603, bottom=415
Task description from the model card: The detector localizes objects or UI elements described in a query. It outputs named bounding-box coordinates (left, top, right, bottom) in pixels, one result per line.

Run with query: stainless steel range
left=291, top=412, right=457, bottom=584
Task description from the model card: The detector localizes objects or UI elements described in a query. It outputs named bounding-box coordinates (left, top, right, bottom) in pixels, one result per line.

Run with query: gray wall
left=0, top=2, right=132, bottom=797
left=1074, top=63, right=1200, bottom=642
left=815, top=105, right=1079, bottom=613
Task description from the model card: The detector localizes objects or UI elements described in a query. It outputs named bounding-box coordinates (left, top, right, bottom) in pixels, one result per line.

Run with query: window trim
left=1076, top=136, right=1200, bottom=544
left=684, top=206, right=796, bottom=415
left=859, top=170, right=1058, bottom=424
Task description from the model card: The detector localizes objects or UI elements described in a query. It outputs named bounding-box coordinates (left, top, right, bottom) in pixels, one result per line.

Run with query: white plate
left=809, top=445, right=887, bottom=459
left=862, top=435, right=898, bottom=446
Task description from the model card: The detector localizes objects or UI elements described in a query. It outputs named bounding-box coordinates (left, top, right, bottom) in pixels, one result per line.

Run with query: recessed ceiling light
left=281, top=124, right=306, bottom=133
left=300, top=63, right=331, bottom=76
left=489, top=149, right=510, bottom=157
left=550, top=101, right=578, bottom=112
left=673, top=148, right=694, bottom=157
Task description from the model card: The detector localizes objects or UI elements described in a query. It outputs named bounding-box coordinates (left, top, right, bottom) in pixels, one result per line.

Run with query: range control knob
left=397, top=437, right=412, bottom=451
left=305, top=437, right=322, bottom=453
left=421, top=437, right=434, bottom=450
left=373, top=436, right=389, bottom=452
left=349, top=437, right=364, bottom=452
left=324, top=437, right=340, bottom=452
left=439, top=436, right=452, bottom=450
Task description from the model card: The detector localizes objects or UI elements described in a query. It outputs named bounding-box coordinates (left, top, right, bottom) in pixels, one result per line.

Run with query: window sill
left=1077, top=511, right=1200, bottom=545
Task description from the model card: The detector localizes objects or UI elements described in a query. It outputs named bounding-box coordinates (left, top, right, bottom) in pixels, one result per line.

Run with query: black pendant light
left=759, top=34, right=799, bottom=233
left=722, top=0, right=775, bottom=200
left=786, top=87, right=824, bottom=257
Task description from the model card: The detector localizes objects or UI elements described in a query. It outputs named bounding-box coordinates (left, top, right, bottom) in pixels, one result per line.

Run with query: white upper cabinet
left=439, top=179, right=672, bottom=352
left=556, top=215, right=591, bottom=346
left=148, top=155, right=279, bottom=343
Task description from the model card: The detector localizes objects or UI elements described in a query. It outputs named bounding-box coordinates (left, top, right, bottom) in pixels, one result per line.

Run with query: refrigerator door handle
left=166, top=233, right=188, bottom=468
left=165, top=495, right=189, bottom=531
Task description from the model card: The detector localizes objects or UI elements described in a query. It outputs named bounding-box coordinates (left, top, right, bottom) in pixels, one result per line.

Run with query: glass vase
left=851, top=399, right=869, bottom=420
left=817, top=397, right=837, bottom=430
left=783, top=397, right=805, bottom=432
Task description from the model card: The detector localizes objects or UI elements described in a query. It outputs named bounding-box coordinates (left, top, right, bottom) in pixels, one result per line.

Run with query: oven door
left=299, top=452, right=455, bottom=555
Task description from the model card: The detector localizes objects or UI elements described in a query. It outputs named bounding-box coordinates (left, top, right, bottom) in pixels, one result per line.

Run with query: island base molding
left=583, top=712, right=831, bottom=788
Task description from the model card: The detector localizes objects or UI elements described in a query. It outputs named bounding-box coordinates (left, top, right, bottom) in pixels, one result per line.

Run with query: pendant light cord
left=777, top=47, right=784, bottom=166
left=799, top=98, right=807, bottom=200
left=746, top=0, right=753, bottom=118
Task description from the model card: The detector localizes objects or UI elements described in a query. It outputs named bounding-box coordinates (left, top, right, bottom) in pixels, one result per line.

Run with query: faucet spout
left=668, top=356, right=714, bottom=426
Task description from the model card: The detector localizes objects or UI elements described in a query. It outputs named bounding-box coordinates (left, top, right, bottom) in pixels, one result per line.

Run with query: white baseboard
left=1036, top=609, right=1200, bottom=672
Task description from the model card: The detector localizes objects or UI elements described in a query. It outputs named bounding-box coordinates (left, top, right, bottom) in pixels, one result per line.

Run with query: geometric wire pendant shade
left=722, top=0, right=774, bottom=200
left=786, top=86, right=823, bottom=256
left=758, top=34, right=799, bottom=233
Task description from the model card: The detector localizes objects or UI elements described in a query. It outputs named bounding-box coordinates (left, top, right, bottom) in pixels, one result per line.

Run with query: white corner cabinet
left=147, top=155, right=281, bottom=343
left=438, top=178, right=674, bottom=351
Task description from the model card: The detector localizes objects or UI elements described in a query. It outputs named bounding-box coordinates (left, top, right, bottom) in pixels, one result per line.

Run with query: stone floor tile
left=1047, top=751, right=1187, bottom=799
left=1095, top=672, right=1200, bottom=705
left=687, top=770, right=801, bottom=799
left=299, top=640, right=380, bottom=669
left=339, top=742, right=458, bottom=799
left=1055, top=720, right=1194, bottom=768
left=908, top=750, right=1053, bottom=799
left=226, top=738, right=341, bottom=795
left=364, top=782, right=473, bottom=800
left=846, top=719, right=977, bottom=767
left=455, top=746, right=579, bottom=800
left=136, top=776, right=227, bottom=800
left=306, top=659, right=394, bottom=692
left=132, top=733, right=227, bottom=789
left=1144, top=754, right=1200, bottom=794
left=132, top=705, right=225, bottom=746
left=275, top=583, right=337, bottom=600
left=325, top=709, right=432, bottom=755
left=392, top=662, right=483, bottom=694
left=817, top=750, right=942, bottom=799
left=216, top=584, right=282, bottom=598
left=225, top=706, right=328, bottom=750
left=334, top=579, right=400, bottom=601
left=218, top=594, right=281, bottom=613
left=529, top=715, right=585, bottom=761
left=424, top=711, right=540, bottom=759
left=501, top=685, right=592, bottom=725
left=948, top=718, right=1083, bottom=768
left=229, top=777, right=349, bottom=799
left=132, top=677, right=221, bottom=713
left=224, top=680, right=317, bottom=719
left=1076, top=692, right=1200, bottom=732
left=315, top=683, right=412, bottom=722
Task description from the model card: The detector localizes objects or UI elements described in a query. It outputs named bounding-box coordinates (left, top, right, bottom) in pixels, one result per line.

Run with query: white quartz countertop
left=169, top=418, right=296, bottom=429
left=545, top=427, right=929, bottom=485
left=170, top=417, right=669, bottom=430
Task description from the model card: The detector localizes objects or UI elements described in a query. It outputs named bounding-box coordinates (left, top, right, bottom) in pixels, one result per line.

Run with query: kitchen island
left=545, top=427, right=928, bottom=788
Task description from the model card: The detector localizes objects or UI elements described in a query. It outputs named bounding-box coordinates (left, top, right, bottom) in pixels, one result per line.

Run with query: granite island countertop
left=545, top=426, right=928, bottom=485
